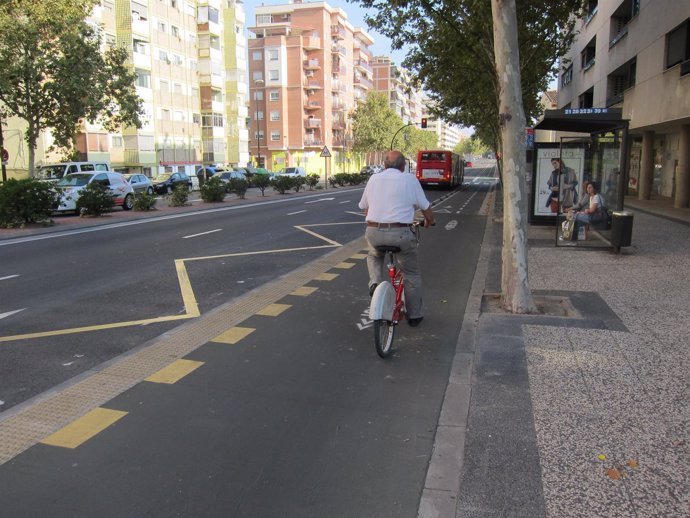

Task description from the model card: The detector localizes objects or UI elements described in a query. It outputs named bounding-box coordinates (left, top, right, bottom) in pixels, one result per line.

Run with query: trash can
left=611, top=211, right=633, bottom=247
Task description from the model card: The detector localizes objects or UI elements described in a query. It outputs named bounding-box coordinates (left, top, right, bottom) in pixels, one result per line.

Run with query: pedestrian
left=358, top=150, right=435, bottom=327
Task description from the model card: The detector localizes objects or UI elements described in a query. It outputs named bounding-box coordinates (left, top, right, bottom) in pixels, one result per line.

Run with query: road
left=0, top=166, right=497, bottom=517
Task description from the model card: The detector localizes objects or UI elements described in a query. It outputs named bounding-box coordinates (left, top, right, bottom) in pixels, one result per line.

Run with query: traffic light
left=421, top=118, right=427, bottom=129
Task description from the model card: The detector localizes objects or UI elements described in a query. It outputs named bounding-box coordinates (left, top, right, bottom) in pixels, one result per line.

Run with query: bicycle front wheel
left=374, top=319, right=395, bottom=358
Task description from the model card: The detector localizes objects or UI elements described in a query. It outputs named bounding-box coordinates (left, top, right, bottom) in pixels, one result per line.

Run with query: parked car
left=151, top=172, right=193, bottom=194
left=37, top=161, right=110, bottom=182
left=217, top=171, right=249, bottom=191
left=278, top=166, right=307, bottom=177
left=360, top=164, right=383, bottom=176
left=124, top=173, right=154, bottom=195
left=54, top=171, right=134, bottom=213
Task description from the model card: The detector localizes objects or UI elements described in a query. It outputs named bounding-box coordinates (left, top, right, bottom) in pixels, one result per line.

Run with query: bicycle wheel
left=374, top=319, right=395, bottom=358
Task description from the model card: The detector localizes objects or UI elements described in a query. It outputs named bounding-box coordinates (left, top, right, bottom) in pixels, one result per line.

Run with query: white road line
left=339, top=200, right=351, bottom=204
left=182, top=229, right=222, bottom=239
left=0, top=309, right=26, bottom=320
left=0, top=275, right=19, bottom=281
left=288, top=210, right=307, bottom=215
left=305, top=197, right=335, bottom=204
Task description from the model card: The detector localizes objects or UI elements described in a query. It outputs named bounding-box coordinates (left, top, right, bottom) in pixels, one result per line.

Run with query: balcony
left=304, top=135, right=323, bottom=147
left=305, top=118, right=321, bottom=128
left=353, top=75, right=373, bottom=90
left=331, top=24, right=346, bottom=40
left=332, top=100, right=346, bottom=111
left=303, top=59, right=320, bottom=70
left=609, top=25, right=629, bottom=49
left=332, top=117, right=346, bottom=130
left=331, top=44, right=347, bottom=56
left=303, top=36, right=321, bottom=51
left=331, top=80, right=346, bottom=93
left=332, top=64, right=348, bottom=76
left=304, top=100, right=322, bottom=110
left=354, top=44, right=373, bottom=59
left=303, top=80, right=322, bottom=90
left=354, top=59, right=372, bottom=74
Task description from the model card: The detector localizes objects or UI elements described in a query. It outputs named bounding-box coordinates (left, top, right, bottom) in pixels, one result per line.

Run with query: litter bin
left=611, top=211, right=633, bottom=247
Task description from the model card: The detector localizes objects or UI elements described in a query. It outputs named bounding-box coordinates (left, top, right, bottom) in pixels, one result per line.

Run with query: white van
left=37, top=162, right=110, bottom=182
left=279, top=166, right=306, bottom=177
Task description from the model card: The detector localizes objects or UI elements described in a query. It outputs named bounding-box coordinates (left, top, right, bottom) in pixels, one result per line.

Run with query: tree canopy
left=0, top=0, right=143, bottom=174
left=352, top=0, right=583, bottom=153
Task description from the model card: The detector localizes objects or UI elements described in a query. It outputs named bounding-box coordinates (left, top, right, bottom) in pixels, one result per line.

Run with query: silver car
left=124, top=174, right=154, bottom=195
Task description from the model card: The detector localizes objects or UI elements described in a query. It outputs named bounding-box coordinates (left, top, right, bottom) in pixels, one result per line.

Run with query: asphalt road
left=0, top=167, right=497, bottom=517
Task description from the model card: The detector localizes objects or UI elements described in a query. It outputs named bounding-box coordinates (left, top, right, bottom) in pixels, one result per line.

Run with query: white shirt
left=358, top=168, right=430, bottom=223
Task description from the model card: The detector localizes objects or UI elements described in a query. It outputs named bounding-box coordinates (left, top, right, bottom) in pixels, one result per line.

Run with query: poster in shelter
left=534, top=146, right=585, bottom=216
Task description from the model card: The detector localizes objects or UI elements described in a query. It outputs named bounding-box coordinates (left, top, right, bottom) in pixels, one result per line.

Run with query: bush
left=272, top=175, right=294, bottom=194
left=200, top=176, right=226, bottom=202
left=132, top=192, right=157, bottom=211
left=253, top=174, right=271, bottom=196
left=291, top=176, right=307, bottom=193
left=227, top=177, right=249, bottom=199
left=76, top=183, right=115, bottom=217
left=0, top=178, right=60, bottom=227
left=306, top=174, right=320, bottom=190
left=168, top=184, right=190, bottom=206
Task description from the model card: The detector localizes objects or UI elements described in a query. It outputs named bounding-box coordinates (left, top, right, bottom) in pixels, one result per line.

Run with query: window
left=252, top=71, right=264, bottom=82
left=189, top=59, right=197, bottom=71
left=172, top=54, right=183, bottom=66
left=131, top=1, right=148, bottom=20
left=213, top=113, right=224, bottom=127
left=609, top=0, right=638, bottom=48
left=192, top=113, right=200, bottom=124
left=158, top=49, right=169, bottom=62
left=133, top=39, right=147, bottom=54
left=170, top=0, right=177, bottom=8
left=211, top=89, right=223, bottom=102
left=254, top=131, right=265, bottom=140
left=585, top=0, right=598, bottom=24
left=270, top=111, right=280, bottom=121
left=269, top=91, right=279, bottom=101
left=173, top=83, right=183, bottom=94
left=561, top=64, right=573, bottom=87
left=111, top=136, right=123, bottom=148
left=254, top=91, right=264, bottom=101
left=161, top=109, right=171, bottom=120
left=160, top=79, right=169, bottom=92
left=606, top=57, right=636, bottom=106
left=666, top=19, right=690, bottom=70
left=135, top=69, right=150, bottom=88
left=252, top=51, right=262, bottom=61
left=171, top=25, right=179, bottom=38
left=210, top=35, right=221, bottom=50
left=157, top=20, right=166, bottom=32
left=198, top=6, right=220, bottom=24
left=269, top=70, right=279, bottom=81
left=578, top=88, right=594, bottom=109
left=271, top=131, right=281, bottom=141
left=268, top=49, right=279, bottom=61
left=255, top=111, right=264, bottom=120
left=581, top=37, right=596, bottom=70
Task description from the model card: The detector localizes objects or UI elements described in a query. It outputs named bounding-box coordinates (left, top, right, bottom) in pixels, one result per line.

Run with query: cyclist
left=358, top=150, right=435, bottom=327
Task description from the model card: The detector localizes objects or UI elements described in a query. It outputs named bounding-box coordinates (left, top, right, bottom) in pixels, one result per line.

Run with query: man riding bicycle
left=358, top=150, right=435, bottom=327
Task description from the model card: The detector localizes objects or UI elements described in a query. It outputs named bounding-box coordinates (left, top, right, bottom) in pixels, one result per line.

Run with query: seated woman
left=565, top=180, right=590, bottom=215
left=574, top=181, right=605, bottom=225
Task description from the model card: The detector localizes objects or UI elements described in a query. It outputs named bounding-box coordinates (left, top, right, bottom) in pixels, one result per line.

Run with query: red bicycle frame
left=386, top=255, right=406, bottom=322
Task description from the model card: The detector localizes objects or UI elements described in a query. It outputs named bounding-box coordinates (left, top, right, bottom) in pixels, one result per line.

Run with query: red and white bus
left=415, top=150, right=464, bottom=189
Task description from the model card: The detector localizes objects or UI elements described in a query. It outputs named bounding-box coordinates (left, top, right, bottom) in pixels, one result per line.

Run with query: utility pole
left=0, top=114, right=7, bottom=182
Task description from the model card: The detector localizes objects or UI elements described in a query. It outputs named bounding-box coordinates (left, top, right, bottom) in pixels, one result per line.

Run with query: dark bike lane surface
left=0, top=190, right=489, bottom=517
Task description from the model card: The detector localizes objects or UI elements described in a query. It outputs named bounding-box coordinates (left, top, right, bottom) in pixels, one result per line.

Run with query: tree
left=351, top=91, right=403, bottom=161
left=0, top=0, right=143, bottom=176
left=454, top=135, right=489, bottom=158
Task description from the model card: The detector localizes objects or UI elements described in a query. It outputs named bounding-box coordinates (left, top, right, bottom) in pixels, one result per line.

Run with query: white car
left=278, top=166, right=307, bottom=177
left=55, top=172, right=134, bottom=213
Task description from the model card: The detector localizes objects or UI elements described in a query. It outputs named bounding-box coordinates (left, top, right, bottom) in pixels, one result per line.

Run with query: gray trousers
left=365, top=226, right=423, bottom=319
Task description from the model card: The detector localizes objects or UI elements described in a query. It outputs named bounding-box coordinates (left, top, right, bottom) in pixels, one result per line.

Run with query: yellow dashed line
left=41, top=408, right=128, bottom=449
left=211, top=326, right=256, bottom=344
left=314, top=272, right=339, bottom=281
left=350, top=253, right=368, bottom=259
left=334, top=262, right=355, bottom=269
left=290, top=286, right=318, bottom=296
left=145, top=359, right=204, bottom=384
left=257, top=303, right=292, bottom=316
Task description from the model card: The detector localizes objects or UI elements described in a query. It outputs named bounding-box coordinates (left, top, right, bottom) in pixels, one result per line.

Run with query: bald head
left=384, top=150, right=406, bottom=172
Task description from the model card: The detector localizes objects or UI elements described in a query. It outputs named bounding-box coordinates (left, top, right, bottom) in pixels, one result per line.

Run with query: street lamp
left=254, top=79, right=265, bottom=168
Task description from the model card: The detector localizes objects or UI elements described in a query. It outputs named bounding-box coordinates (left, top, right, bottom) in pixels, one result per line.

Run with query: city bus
left=415, top=150, right=464, bottom=189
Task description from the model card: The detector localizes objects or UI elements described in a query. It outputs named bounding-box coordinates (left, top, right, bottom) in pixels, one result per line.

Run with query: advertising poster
left=534, top=146, right=585, bottom=217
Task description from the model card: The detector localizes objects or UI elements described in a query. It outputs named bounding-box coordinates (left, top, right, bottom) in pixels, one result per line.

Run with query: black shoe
left=369, top=283, right=377, bottom=297
left=408, top=316, right=424, bottom=327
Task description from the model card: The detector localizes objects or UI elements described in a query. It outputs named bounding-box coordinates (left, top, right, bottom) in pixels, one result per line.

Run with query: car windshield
left=56, top=174, right=92, bottom=187
left=153, top=174, right=171, bottom=181
left=38, top=165, right=67, bottom=180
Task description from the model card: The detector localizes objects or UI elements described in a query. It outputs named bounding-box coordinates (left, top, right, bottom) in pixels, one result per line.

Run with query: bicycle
left=368, top=221, right=423, bottom=358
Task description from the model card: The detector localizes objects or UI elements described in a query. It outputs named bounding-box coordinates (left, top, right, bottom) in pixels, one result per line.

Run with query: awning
left=534, top=108, right=628, bottom=134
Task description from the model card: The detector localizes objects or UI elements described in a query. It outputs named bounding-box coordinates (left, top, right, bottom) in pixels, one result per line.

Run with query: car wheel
left=147, top=187, right=153, bottom=195
left=122, top=193, right=133, bottom=211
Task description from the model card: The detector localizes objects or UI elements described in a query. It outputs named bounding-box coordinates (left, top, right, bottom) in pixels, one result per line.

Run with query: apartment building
left=5, top=0, right=249, bottom=178
left=371, top=56, right=424, bottom=125
left=556, top=0, right=690, bottom=207
left=247, top=0, right=374, bottom=176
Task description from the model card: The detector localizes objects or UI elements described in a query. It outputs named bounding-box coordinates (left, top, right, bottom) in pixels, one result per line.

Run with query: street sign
left=320, top=146, right=331, bottom=158
left=1, top=148, right=8, bottom=164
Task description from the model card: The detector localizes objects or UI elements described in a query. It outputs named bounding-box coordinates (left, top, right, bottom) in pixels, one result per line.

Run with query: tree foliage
left=351, top=91, right=403, bottom=153
left=0, top=0, right=143, bottom=175
left=352, top=0, right=583, bottom=153
left=454, top=134, right=489, bottom=158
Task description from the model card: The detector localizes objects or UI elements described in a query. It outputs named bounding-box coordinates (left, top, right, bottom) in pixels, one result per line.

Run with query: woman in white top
left=574, top=181, right=604, bottom=225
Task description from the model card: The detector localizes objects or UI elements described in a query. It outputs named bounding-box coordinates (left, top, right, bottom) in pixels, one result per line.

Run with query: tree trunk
left=491, top=0, right=537, bottom=314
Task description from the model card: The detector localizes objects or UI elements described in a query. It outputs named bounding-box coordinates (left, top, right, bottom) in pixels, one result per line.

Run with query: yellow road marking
left=212, top=327, right=255, bottom=344
left=175, top=259, right=200, bottom=317
left=334, top=262, right=355, bottom=269
left=314, top=272, right=338, bottom=281
left=350, top=253, right=368, bottom=259
left=256, top=303, right=292, bottom=316
left=145, top=359, right=204, bottom=384
left=41, top=408, right=128, bottom=449
left=290, top=286, right=318, bottom=297
left=294, top=225, right=342, bottom=247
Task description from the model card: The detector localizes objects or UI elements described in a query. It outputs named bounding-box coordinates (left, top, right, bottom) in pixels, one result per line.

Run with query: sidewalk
left=433, top=191, right=690, bottom=517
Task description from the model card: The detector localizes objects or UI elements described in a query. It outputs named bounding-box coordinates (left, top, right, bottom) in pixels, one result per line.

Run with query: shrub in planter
left=168, top=184, right=190, bottom=206
left=272, top=175, right=294, bottom=194
left=252, top=173, right=271, bottom=196
left=306, top=174, right=320, bottom=190
left=227, top=177, right=249, bottom=199
left=133, top=192, right=157, bottom=211
left=200, top=176, right=226, bottom=202
left=76, top=183, right=115, bottom=216
left=0, top=178, right=60, bottom=227
left=291, top=176, right=307, bottom=193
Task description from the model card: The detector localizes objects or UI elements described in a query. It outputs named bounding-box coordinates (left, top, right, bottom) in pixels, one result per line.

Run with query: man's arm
left=421, top=206, right=435, bottom=227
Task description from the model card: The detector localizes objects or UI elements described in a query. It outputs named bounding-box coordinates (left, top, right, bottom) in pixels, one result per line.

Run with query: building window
left=269, top=70, right=279, bottom=81
left=254, top=131, right=265, bottom=140
left=173, top=83, right=183, bottom=94
left=213, top=113, right=224, bottom=127
left=135, top=69, right=150, bottom=88
left=111, top=136, right=123, bottom=148
left=158, top=49, right=169, bottom=62
left=254, top=90, right=264, bottom=101
left=666, top=19, right=690, bottom=70
left=578, top=88, right=594, bottom=109
left=606, top=57, right=636, bottom=106
left=133, top=39, right=147, bottom=54
left=255, top=111, right=264, bottom=121
left=585, top=0, right=598, bottom=24
left=172, top=54, right=183, bottom=66
left=252, top=51, right=262, bottom=61
left=271, top=131, right=281, bottom=141
left=609, top=0, right=639, bottom=48
left=561, top=64, right=573, bottom=87
left=268, top=49, right=279, bottom=61
left=131, top=1, right=148, bottom=20
left=270, top=111, right=280, bottom=121
left=269, top=91, right=279, bottom=101
left=252, top=71, right=264, bottom=82
left=581, top=36, right=596, bottom=70
left=159, top=79, right=169, bottom=92
left=192, top=113, right=200, bottom=124
left=171, top=25, right=179, bottom=38
left=157, top=20, right=166, bottom=33
left=161, top=109, right=171, bottom=120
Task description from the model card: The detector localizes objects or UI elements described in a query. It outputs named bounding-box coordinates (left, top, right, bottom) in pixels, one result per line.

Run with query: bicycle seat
left=375, top=245, right=401, bottom=253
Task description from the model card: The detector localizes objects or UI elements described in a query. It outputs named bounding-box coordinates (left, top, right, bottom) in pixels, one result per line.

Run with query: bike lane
left=0, top=189, right=489, bottom=517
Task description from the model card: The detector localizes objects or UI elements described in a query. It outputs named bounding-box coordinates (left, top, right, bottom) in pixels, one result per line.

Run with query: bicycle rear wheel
left=374, top=319, right=395, bottom=358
